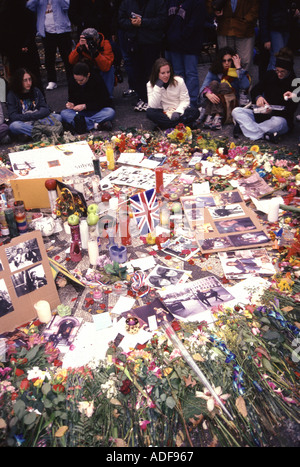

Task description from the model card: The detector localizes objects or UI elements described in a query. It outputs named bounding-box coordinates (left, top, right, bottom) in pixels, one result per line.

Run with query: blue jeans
left=60, top=108, right=115, bottom=131
left=165, top=51, right=199, bottom=107
left=9, top=113, right=62, bottom=137
left=268, top=31, right=290, bottom=70
left=232, top=107, right=289, bottom=140
left=99, top=67, right=115, bottom=99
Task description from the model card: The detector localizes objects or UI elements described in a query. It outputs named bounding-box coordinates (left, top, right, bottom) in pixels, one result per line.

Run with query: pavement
left=1, top=50, right=300, bottom=156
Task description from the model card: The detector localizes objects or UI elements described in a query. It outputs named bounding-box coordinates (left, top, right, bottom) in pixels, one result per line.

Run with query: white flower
left=78, top=401, right=94, bottom=418
left=27, top=366, right=51, bottom=381
left=196, top=385, right=231, bottom=412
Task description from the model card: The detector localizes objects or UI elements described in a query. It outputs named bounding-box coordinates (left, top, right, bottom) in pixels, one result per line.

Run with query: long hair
left=149, top=58, right=177, bottom=87
left=210, top=47, right=236, bottom=75
left=9, top=68, right=36, bottom=95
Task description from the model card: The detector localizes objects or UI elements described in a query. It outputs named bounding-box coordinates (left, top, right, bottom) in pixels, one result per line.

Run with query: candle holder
left=125, top=316, right=140, bottom=334
left=5, top=209, right=19, bottom=238
left=93, top=287, right=102, bottom=302
left=14, top=200, right=28, bottom=234
left=57, top=304, right=71, bottom=317
left=112, top=281, right=128, bottom=295
left=68, top=215, right=82, bottom=262
left=109, top=245, right=127, bottom=263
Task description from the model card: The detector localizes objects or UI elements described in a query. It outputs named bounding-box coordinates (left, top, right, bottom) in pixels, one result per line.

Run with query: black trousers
left=146, top=107, right=199, bottom=129
left=42, top=32, right=73, bottom=83
left=129, top=43, right=161, bottom=103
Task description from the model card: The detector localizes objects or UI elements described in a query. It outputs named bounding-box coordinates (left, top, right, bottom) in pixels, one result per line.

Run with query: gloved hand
left=155, top=79, right=164, bottom=87
left=171, top=112, right=180, bottom=121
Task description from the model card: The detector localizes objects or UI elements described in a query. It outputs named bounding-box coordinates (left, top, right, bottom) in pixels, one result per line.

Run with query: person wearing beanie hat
left=232, top=48, right=298, bottom=142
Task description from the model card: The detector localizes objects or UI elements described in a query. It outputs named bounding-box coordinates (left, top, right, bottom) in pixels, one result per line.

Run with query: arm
left=243, top=0, right=259, bottom=24
left=174, top=79, right=190, bottom=115
left=26, top=0, right=39, bottom=12
left=147, top=82, right=164, bottom=109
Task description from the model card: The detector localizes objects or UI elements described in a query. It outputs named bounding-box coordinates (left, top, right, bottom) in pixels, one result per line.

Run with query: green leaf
left=14, top=400, right=26, bottom=420
left=166, top=396, right=176, bottom=409
left=24, top=411, right=37, bottom=425
left=42, top=382, right=52, bottom=395
left=26, top=345, right=40, bottom=361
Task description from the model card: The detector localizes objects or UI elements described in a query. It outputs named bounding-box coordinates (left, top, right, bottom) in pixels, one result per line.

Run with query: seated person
left=146, top=58, right=199, bottom=130
left=69, top=28, right=115, bottom=97
left=0, top=102, right=10, bottom=144
left=232, top=47, right=298, bottom=142
left=199, top=47, right=251, bottom=130
left=60, top=62, right=115, bottom=134
left=7, top=68, right=61, bottom=139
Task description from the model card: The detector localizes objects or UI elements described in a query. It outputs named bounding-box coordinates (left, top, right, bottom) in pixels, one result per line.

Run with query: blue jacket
left=199, top=69, right=251, bottom=98
left=27, top=0, right=71, bottom=37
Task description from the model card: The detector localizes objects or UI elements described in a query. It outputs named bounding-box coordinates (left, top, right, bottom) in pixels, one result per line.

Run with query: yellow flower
left=230, top=142, right=236, bottom=149
left=250, top=145, right=260, bottom=153
left=33, top=379, right=43, bottom=388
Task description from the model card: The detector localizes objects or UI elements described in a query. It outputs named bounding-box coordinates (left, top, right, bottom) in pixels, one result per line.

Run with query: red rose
left=20, top=378, right=30, bottom=391
left=120, top=379, right=131, bottom=395
left=53, top=384, right=65, bottom=393
left=15, top=368, right=24, bottom=377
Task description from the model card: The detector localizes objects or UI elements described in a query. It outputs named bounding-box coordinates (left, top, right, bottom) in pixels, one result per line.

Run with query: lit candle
left=34, top=300, right=52, bottom=324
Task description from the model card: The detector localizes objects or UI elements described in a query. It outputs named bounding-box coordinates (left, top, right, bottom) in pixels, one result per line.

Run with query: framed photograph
left=0, top=231, right=60, bottom=333
left=43, top=316, right=83, bottom=353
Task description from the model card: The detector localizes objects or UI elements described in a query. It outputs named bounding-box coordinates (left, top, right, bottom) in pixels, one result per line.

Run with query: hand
left=256, top=96, right=268, bottom=107
left=73, top=104, right=86, bottom=111
left=171, top=112, right=180, bottom=121
left=215, top=9, right=223, bottom=16
left=283, top=91, right=296, bottom=100
left=155, top=79, right=164, bottom=87
left=66, top=102, right=75, bottom=109
left=206, top=92, right=220, bottom=104
left=232, top=54, right=241, bottom=69
left=264, top=41, right=271, bottom=50
left=79, top=35, right=88, bottom=48
left=131, top=16, right=142, bottom=27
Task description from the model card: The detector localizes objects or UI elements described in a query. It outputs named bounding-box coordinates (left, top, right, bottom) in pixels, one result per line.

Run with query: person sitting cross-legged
left=61, top=62, right=115, bottom=134
left=146, top=58, right=199, bottom=130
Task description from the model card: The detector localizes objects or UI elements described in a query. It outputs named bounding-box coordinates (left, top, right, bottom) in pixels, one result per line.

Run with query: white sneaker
left=46, top=82, right=57, bottom=90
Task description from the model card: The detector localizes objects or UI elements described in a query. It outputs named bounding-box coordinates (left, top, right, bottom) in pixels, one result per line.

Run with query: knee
left=232, top=107, right=243, bottom=119
left=60, top=109, right=73, bottom=121
left=9, top=121, right=23, bottom=134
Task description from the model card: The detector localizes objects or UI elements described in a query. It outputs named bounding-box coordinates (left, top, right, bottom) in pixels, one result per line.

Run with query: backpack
left=32, top=114, right=63, bottom=141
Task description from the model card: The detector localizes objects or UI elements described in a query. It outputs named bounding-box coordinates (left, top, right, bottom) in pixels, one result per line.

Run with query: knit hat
left=82, top=28, right=98, bottom=39
left=275, top=57, right=293, bottom=71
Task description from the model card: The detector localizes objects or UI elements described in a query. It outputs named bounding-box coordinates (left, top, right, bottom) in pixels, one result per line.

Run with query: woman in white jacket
left=146, top=58, right=199, bottom=130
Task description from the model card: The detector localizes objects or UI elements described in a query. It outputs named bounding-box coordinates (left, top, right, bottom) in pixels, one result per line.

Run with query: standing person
left=118, top=0, right=167, bottom=112
left=164, top=0, right=207, bottom=109
left=206, top=0, right=259, bottom=72
left=259, top=0, right=300, bottom=72
left=232, top=48, right=298, bottom=142
left=68, top=28, right=115, bottom=97
left=0, top=0, right=43, bottom=92
left=68, top=0, right=114, bottom=39
left=199, top=46, right=251, bottom=130
left=26, top=0, right=73, bottom=90
left=7, top=68, right=62, bottom=139
left=146, top=57, right=199, bottom=129
left=60, top=61, right=115, bottom=134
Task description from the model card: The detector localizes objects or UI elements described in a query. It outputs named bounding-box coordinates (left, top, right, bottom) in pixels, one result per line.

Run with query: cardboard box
left=10, top=178, right=62, bottom=210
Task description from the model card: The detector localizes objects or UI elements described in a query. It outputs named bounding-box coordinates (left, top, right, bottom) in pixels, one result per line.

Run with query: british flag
left=130, top=188, right=160, bottom=235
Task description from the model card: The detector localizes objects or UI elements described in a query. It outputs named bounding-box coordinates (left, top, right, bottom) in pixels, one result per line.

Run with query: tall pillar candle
left=34, top=300, right=52, bottom=324
left=79, top=219, right=89, bottom=249
left=5, top=209, right=19, bottom=238
left=88, top=239, right=99, bottom=265
left=155, top=167, right=164, bottom=194
left=267, top=198, right=280, bottom=223
left=14, top=201, right=28, bottom=234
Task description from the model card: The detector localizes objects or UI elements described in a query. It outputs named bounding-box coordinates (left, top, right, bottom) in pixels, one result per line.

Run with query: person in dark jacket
left=68, top=0, right=114, bottom=39
left=259, top=0, right=300, bottom=72
left=232, top=47, right=298, bottom=142
left=7, top=68, right=61, bottom=138
left=165, top=0, right=207, bottom=108
left=118, top=0, right=167, bottom=111
left=60, top=61, right=115, bottom=134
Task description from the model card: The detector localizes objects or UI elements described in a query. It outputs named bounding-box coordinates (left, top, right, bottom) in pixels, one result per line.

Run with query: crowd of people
left=0, top=0, right=299, bottom=145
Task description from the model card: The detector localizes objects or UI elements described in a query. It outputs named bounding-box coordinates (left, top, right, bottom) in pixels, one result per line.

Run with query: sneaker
left=96, top=120, right=113, bottom=131
left=211, top=115, right=223, bottom=131
left=239, top=90, right=250, bottom=106
left=141, top=102, right=149, bottom=111
left=73, top=114, right=87, bottom=134
left=203, top=115, right=214, bottom=129
left=123, top=89, right=137, bottom=97
left=233, top=122, right=242, bottom=138
left=264, top=131, right=279, bottom=144
left=134, top=99, right=145, bottom=111
left=46, top=82, right=57, bottom=90
left=0, top=134, right=11, bottom=144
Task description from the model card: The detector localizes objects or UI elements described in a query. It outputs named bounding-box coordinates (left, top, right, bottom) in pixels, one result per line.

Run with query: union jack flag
left=130, top=188, right=160, bottom=235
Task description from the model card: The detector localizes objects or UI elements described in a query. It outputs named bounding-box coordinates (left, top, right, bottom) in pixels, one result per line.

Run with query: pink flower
left=139, top=420, right=150, bottom=431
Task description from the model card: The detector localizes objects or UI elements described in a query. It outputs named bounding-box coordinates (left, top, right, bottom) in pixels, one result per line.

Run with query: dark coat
left=7, top=87, right=50, bottom=122
left=165, top=0, right=207, bottom=55
left=251, top=69, right=298, bottom=130
left=259, top=0, right=300, bottom=44
left=68, top=70, right=112, bottom=111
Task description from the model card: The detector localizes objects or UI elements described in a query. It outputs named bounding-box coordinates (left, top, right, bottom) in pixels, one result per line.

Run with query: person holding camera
left=206, top=0, right=259, bottom=72
left=231, top=47, right=298, bottom=142
left=69, top=27, right=115, bottom=97
left=26, top=0, right=73, bottom=90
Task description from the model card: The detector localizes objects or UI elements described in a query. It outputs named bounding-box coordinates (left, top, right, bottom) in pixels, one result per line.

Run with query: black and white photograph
left=229, top=231, right=271, bottom=247
left=214, top=217, right=256, bottom=234
left=159, top=276, right=234, bottom=322
left=208, top=203, right=245, bottom=219
left=146, top=265, right=188, bottom=289
left=162, top=235, right=200, bottom=261
left=233, top=172, right=274, bottom=200
left=218, top=249, right=276, bottom=279
left=43, top=316, right=83, bottom=353
left=6, top=238, right=42, bottom=273
left=0, top=279, right=14, bottom=317
left=11, top=264, right=47, bottom=297
left=219, top=191, right=243, bottom=205
left=199, top=236, right=233, bottom=251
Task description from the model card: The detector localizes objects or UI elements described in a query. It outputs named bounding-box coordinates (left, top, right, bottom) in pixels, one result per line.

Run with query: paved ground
left=1, top=50, right=300, bottom=156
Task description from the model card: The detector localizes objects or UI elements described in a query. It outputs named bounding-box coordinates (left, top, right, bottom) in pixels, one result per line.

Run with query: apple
left=45, top=179, right=57, bottom=190
left=68, top=214, right=80, bottom=226
left=87, top=203, right=99, bottom=214
left=195, top=162, right=202, bottom=171
left=87, top=212, right=99, bottom=226
left=172, top=202, right=181, bottom=213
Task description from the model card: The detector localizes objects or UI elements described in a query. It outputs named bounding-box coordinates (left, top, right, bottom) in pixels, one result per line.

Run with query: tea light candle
left=93, top=287, right=102, bottom=302
left=34, top=300, right=52, bottom=324
left=125, top=316, right=140, bottom=334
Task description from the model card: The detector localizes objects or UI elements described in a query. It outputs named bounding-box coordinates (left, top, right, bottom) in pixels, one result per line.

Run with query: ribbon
left=131, top=272, right=150, bottom=297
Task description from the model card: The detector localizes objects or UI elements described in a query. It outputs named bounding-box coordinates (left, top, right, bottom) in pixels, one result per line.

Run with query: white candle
left=267, top=198, right=280, bottom=223
left=34, top=300, right=52, bottom=323
left=79, top=219, right=89, bottom=249
left=88, top=239, right=99, bottom=265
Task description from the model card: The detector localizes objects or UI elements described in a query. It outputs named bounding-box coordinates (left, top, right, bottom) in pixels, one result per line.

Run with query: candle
left=106, top=145, right=115, bottom=170
left=155, top=167, right=164, bottom=194
left=125, top=316, right=140, bottom=334
left=88, top=239, right=99, bottom=265
left=34, top=300, right=52, bottom=323
left=93, top=287, right=102, bottom=302
left=267, top=198, right=280, bottom=223
left=79, top=219, right=89, bottom=249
